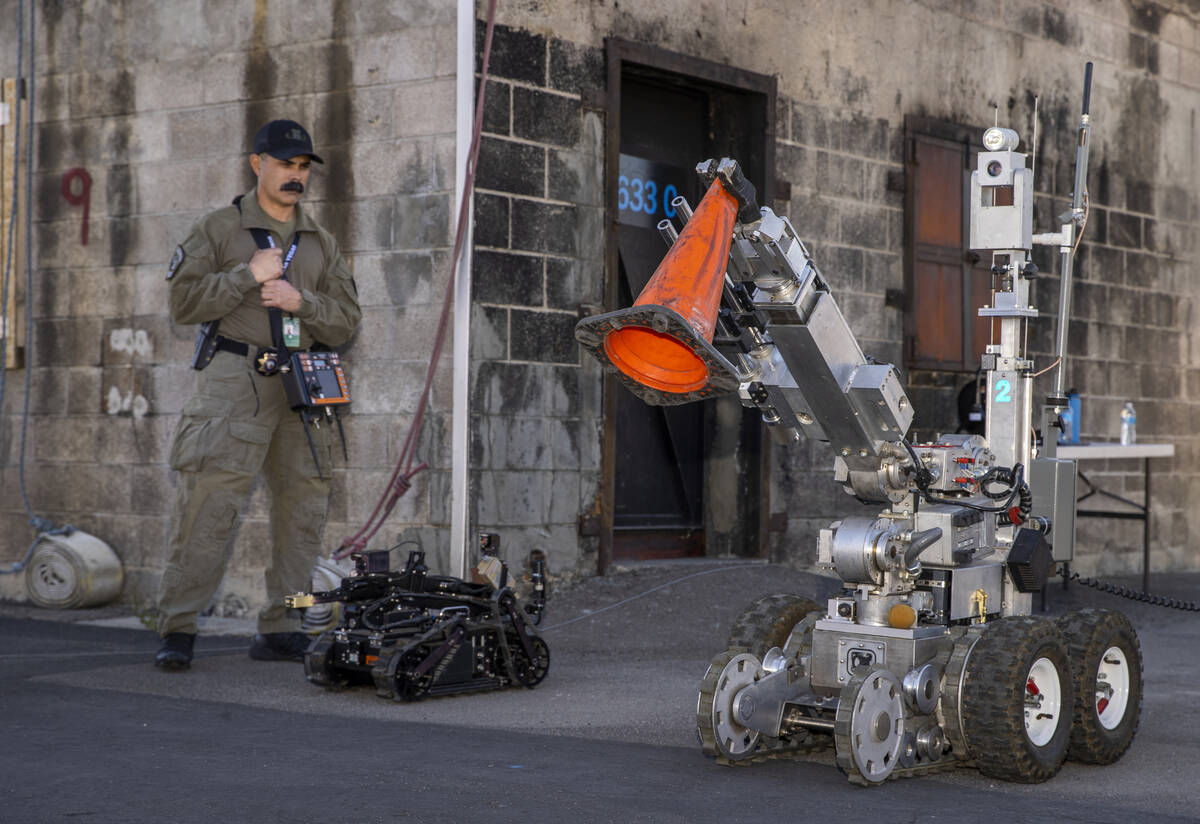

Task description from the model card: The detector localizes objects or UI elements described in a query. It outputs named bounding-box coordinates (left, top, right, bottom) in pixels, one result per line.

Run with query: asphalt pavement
left=1, top=560, right=1199, bottom=823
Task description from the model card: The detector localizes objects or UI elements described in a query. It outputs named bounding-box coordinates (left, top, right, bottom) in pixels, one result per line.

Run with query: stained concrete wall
left=2, top=0, right=1200, bottom=616
left=0, top=0, right=468, bottom=611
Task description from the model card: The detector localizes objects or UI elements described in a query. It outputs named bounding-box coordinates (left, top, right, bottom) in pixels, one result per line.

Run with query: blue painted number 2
left=994, top=379, right=1012, bottom=404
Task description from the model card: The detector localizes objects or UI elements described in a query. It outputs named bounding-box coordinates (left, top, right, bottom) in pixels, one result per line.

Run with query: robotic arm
left=577, top=137, right=1068, bottom=621
left=576, top=158, right=1009, bottom=511
left=578, top=160, right=921, bottom=503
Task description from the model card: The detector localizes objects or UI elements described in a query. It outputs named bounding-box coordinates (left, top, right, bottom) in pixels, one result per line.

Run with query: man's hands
left=261, top=279, right=303, bottom=313
left=249, top=247, right=283, bottom=283
left=248, top=248, right=302, bottom=312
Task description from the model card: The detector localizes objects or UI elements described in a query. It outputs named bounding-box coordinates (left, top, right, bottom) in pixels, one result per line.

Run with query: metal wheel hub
left=1024, top=656, right=1064, bottom=747
left=903, top=662, right=941, bottom=714
left=838, top=669, right=906, bottom=783
left=710, top=653, right=763, bottom=759
left=1094, top=645, right=1130, bottom=730
left=511, top=634, right=550, bottom=687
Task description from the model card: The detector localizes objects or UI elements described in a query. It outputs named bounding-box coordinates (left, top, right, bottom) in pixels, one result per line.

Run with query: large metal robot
left=575, top=65, right=1142, bottom=784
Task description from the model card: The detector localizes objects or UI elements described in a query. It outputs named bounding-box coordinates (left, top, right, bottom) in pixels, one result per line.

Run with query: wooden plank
left=1, top=77, right=22, bottom=370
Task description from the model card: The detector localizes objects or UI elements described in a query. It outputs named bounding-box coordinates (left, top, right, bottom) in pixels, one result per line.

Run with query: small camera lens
left=987, top=160, right=1003, bottom=177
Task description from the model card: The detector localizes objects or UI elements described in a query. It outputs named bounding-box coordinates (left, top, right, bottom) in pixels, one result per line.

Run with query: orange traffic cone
left=575, top=158, right=758, bottom=406
left=601, top=177, right=738, bottom=394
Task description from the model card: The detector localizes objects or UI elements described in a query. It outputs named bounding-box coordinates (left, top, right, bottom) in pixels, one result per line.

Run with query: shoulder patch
left=166, top=245, right=185, bottom=280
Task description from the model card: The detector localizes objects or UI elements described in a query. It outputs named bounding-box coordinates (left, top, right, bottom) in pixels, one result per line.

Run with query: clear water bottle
left=1120, top=402, right=1137, bottom=445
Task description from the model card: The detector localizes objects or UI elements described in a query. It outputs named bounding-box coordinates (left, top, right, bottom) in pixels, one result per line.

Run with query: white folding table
left=1053, top=442, right=1175, bottom=593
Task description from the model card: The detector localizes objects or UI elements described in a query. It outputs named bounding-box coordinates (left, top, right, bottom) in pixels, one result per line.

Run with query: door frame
left=598, top=38, right=776, bottom=574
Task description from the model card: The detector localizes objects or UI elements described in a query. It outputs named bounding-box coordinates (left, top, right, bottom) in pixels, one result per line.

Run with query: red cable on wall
left=336, top=0, right=500, bottom=560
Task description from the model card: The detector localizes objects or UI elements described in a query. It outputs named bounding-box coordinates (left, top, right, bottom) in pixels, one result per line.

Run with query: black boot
left=155, top=632, right=195, bottom=671
left=248, top=632, right=312, bottom=662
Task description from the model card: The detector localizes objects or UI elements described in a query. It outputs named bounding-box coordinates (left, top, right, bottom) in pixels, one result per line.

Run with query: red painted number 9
left=61, top=167, right=91, bottom=246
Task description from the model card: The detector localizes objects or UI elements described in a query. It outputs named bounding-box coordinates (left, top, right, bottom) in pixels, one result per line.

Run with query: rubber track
left=727, top=594, right=821, bottom=657
left=710, top=707, right=956, bottom=783
left=940, top=625, right=984, bottom=761
left=842, top=757, right=960, bottom=787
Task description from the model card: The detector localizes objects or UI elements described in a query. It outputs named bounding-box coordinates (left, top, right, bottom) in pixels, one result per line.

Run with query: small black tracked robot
left=286, top=535, right=549, bottom=701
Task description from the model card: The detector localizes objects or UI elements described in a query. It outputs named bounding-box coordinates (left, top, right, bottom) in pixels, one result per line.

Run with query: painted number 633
left=618, top=175, right=679, bottom=219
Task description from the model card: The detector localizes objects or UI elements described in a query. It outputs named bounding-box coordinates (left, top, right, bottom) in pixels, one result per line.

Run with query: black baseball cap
left=252, top=119, right=324, bottom=164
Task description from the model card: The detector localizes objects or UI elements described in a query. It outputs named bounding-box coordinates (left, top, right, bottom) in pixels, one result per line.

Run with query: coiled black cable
left=902, top=440, right=1029, bottom=516
left=1068, top=572, right=1200, bottom=612
left=979, top=466, right=1017, bottom=498
left=979, top=466, right=1034, bottom=522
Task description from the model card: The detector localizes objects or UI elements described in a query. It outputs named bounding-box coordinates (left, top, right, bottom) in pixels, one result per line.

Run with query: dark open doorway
left=599, top=39, right=776, bottom=570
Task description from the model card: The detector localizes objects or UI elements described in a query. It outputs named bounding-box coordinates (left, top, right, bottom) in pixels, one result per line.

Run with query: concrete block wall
left=3, top=0, right=1200, bottom=616
left=469, top=23, right=606, bottom=578
left=0, top=0, right=464, bottom=609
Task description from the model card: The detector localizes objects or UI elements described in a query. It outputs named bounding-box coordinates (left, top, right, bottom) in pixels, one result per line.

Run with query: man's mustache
left=281, top=181, right=304, bottom=193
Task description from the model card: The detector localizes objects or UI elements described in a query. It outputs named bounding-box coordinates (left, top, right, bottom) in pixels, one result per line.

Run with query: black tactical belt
left=214, top=336, right=249, bottom=357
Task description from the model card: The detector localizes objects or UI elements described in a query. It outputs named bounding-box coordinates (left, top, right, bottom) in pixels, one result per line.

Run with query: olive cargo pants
left=156, top=349, right=334, bottom=636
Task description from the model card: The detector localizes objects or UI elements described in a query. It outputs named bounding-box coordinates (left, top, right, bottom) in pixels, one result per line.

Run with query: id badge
left=282, top=316, right=301, bottom=349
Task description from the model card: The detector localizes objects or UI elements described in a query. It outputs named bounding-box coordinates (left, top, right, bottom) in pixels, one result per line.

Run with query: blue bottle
left=1059, top=389, right=1080, bottom=445
left=1067, top=390, right=1081, bottom=444
left=1058, top=406, right=1072, bottom=445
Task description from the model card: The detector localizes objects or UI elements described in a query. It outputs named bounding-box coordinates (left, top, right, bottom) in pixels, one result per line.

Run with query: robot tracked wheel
left=697, top=650, right=763, bottom=763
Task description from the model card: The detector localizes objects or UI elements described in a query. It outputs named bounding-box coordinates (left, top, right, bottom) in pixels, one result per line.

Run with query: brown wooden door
left=907, top=131, right=993, bottom=371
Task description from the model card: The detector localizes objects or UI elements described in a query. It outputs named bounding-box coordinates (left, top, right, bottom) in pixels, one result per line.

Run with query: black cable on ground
left=1067, top=571, right=1200, bottom=612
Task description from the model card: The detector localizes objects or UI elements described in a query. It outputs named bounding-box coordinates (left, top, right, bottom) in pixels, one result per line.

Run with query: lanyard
left=263, top=232, right=301, bottom=280
left=249, top=227, right=302, bottom=352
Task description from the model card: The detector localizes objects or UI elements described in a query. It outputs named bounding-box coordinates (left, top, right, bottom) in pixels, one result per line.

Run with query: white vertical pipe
left=450, top=0, right=475, bottom=577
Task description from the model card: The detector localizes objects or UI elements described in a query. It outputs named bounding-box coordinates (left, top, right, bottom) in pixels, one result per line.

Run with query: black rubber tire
left=1059, top=609, right=1142, bottom=764
left=509, top=634, right=551, bottom=688
left=390, top=647, right=434, bottom=702
left=959, top=616, right=1074, bottom=783
left=727, top=594, right=821, bottom=658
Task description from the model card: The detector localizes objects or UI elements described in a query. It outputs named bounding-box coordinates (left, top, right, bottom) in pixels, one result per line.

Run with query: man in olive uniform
left=155, top=120, right=361, bottom=670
